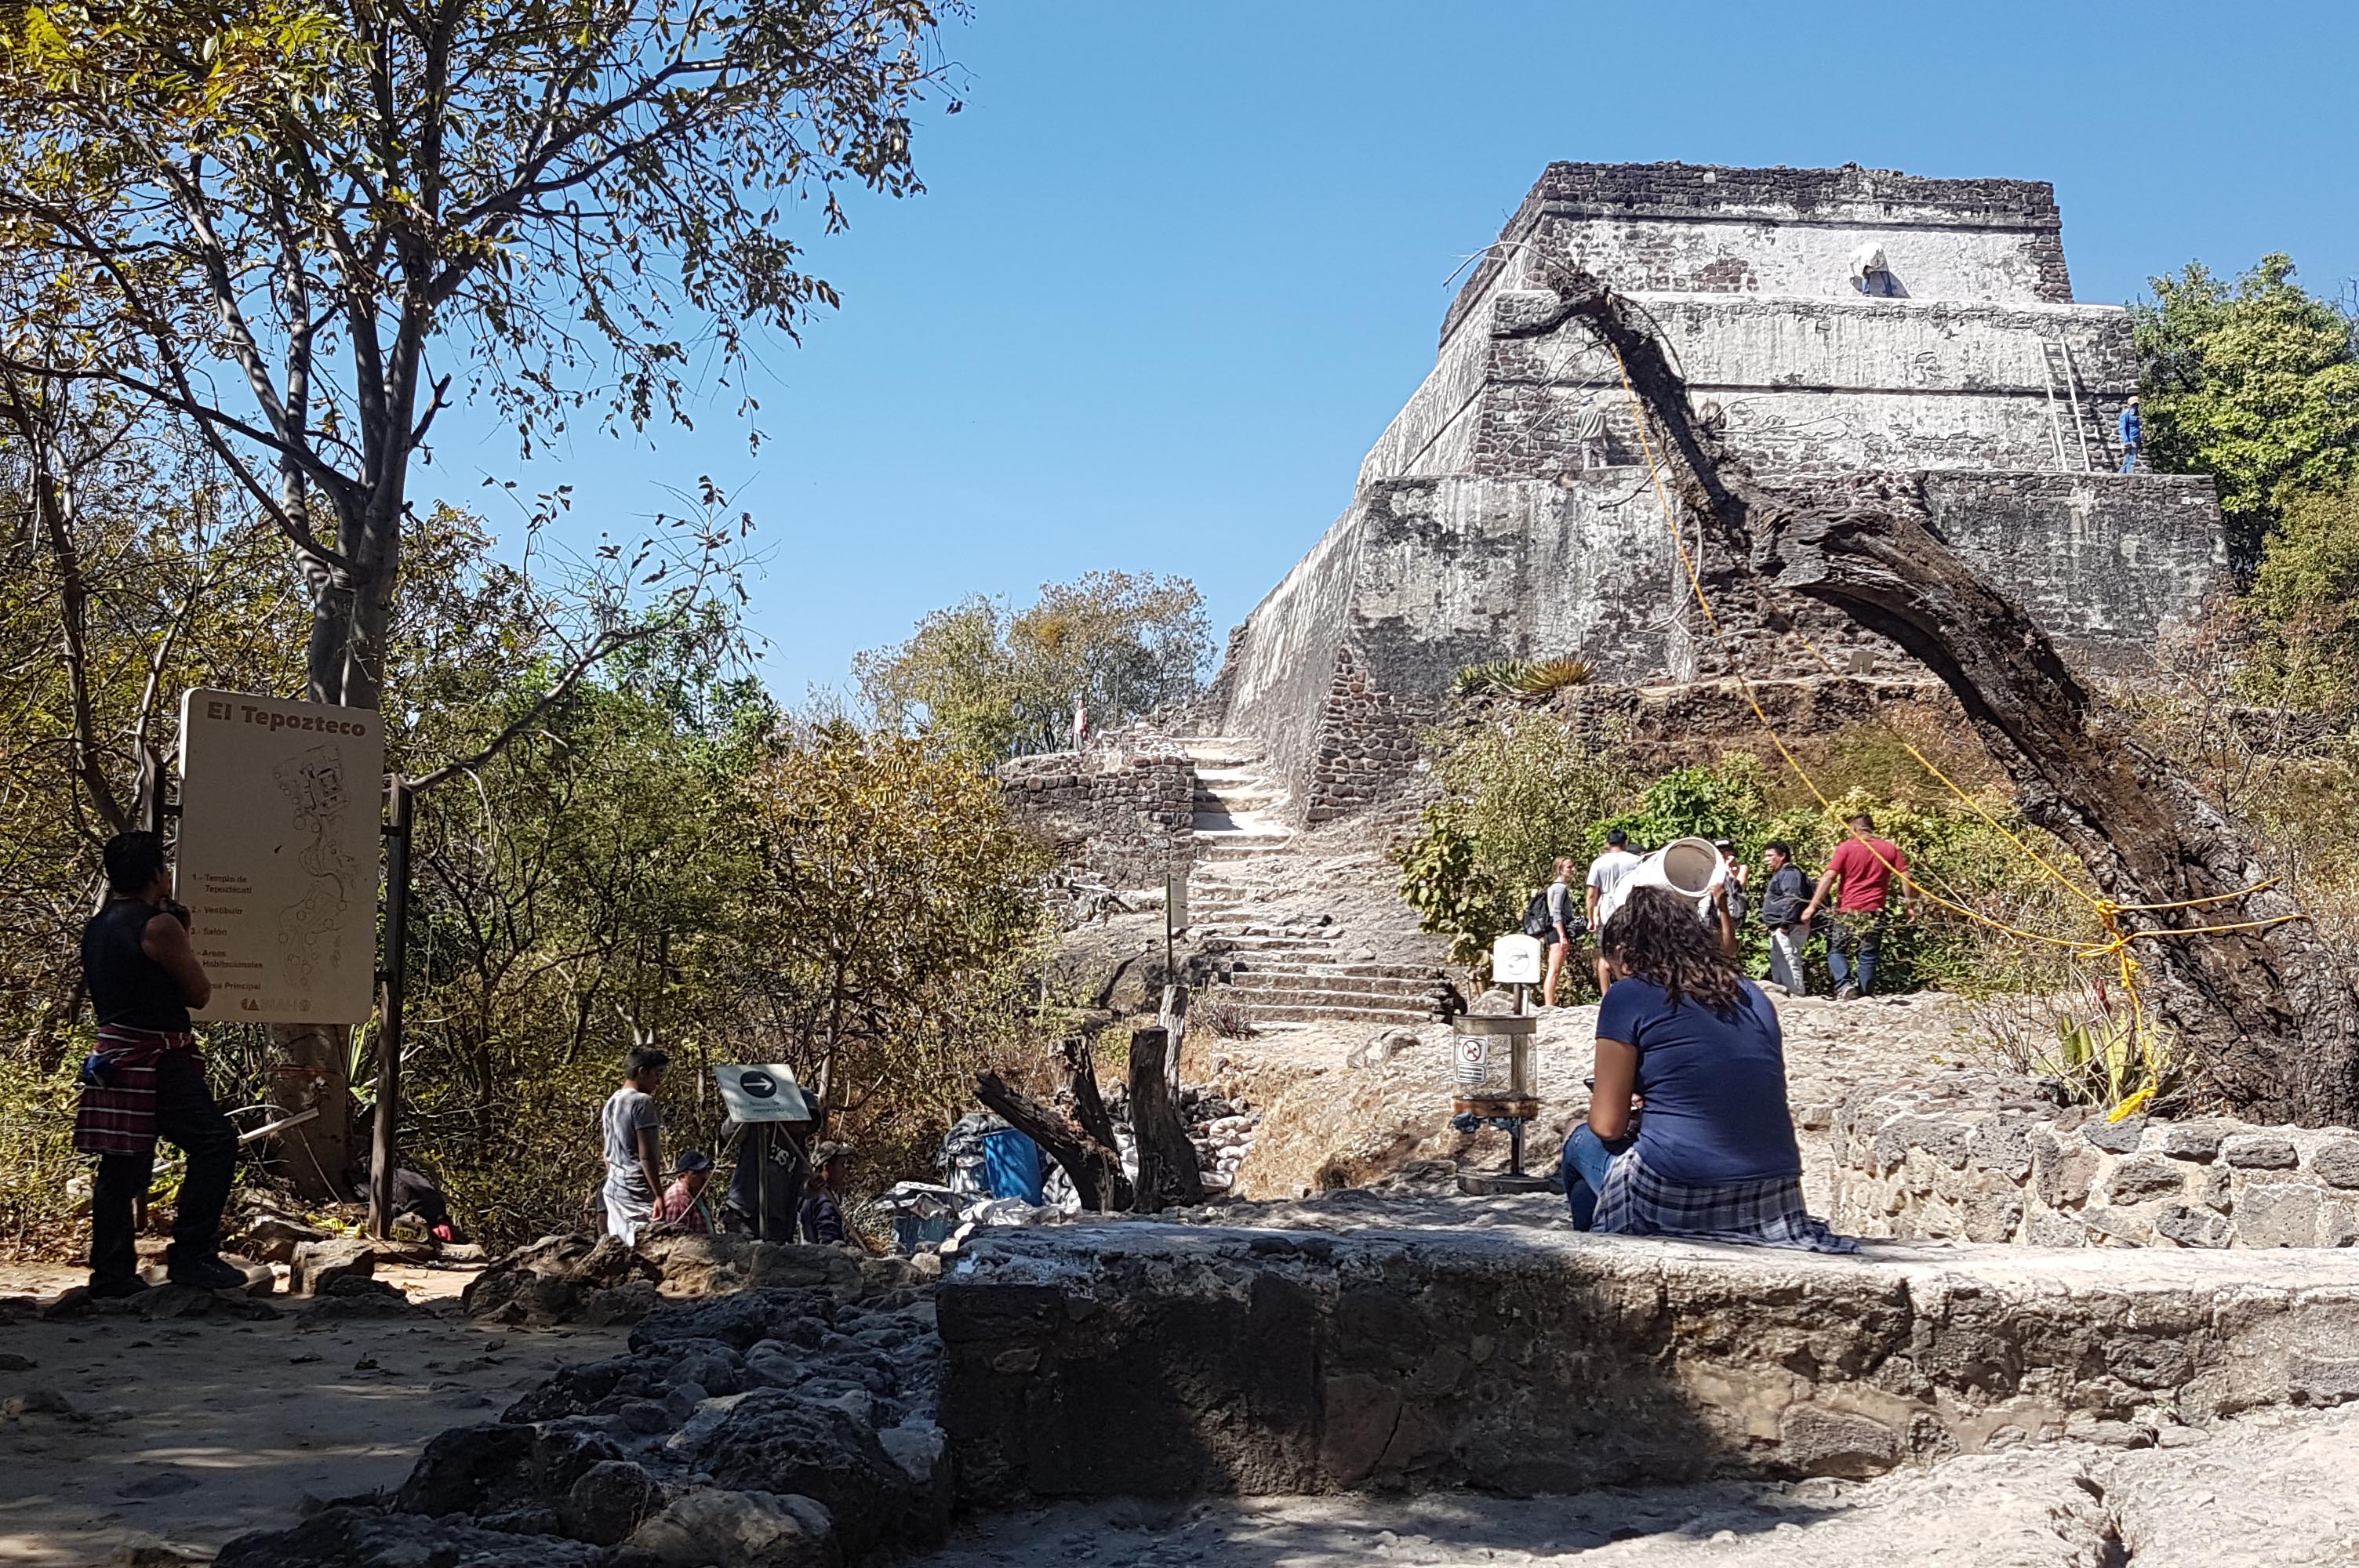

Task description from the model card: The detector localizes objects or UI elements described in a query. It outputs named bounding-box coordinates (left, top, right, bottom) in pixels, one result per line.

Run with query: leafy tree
left=2238, top=477, right=2359, bottom=710
left=0, top=0, right=953, bottom=706
left=2132, top=255, right=2359, bottom=565
left=856, top=572, right=1212, bottom=761
left=1394, top=715, right=1636, bottom=968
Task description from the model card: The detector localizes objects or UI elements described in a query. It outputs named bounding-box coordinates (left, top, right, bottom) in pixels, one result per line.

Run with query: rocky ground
left=918, top=1403, right=2359, bottom=1567
left=0, top=1264, right=627, bottom=1567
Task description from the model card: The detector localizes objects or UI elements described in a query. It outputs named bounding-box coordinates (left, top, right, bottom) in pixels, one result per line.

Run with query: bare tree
left=1528, top=264, right=2359, bottom=1125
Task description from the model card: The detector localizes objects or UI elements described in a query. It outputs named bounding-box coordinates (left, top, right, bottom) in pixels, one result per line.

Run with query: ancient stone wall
left=1829, top=1082, right=2359, bottom=1249
left=998, top=750, right=1197, bottom=888
left=940, top=1218, right=2359, bottom=1500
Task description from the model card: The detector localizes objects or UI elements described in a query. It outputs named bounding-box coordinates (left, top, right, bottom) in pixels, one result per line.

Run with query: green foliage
left=1450, top=656, right=1594, bottom=701
left=1398, top=724, right=2099, bottom=996
left=1394, top=717, right=1636, bottom=967
left=2132, top=254, right=2359, bottom=564
left=2238, top=477, right=2359, bottom=709
left=856, top=572, right=1212, bottom=763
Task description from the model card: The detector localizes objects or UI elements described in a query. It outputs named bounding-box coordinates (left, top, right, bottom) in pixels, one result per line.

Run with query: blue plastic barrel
left=980, top=1127, right=1045, bottom=1203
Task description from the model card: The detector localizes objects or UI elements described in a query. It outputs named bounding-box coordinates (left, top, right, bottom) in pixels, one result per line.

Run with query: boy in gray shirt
left=601, top=1046, right=668, bottom=1245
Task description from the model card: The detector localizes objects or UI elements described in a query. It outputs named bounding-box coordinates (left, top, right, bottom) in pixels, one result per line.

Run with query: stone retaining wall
left=939, top=1218, right=2359, bottom=1500
left=999, top=750, right=1196, bottom=887
left=1829, top=1081, right=2359, bottom=1249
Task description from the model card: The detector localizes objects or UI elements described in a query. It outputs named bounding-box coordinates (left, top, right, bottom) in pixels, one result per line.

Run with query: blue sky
left=431, top=0, right=2359, bottom=701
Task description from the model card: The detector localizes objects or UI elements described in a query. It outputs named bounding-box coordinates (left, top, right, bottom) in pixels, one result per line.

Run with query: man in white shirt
left=1584, top=829, right=1641, bottom=993
left=600, top=1047, right=668, bottom=1246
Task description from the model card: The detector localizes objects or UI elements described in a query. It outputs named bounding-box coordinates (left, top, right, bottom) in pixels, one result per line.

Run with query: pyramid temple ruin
left=1201, top=162, right=2229, bottom=825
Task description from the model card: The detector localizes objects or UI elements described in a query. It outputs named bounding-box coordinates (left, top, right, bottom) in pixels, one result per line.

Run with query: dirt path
left=0, top=1265, right=627, bottom=1567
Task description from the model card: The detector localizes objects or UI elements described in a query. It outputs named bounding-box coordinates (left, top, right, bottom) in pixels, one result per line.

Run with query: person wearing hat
left=653, top=1149, right=716, bottom=1235
left=1707, top=840, right=1748, bottom=938
left=799, top=1141, right=852, bottom=1245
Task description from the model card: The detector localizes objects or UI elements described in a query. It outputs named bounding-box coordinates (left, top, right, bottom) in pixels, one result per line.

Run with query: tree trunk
left=1534, top=265, right=2359, bottom=1124
left=1126, top=1025, right=1203, bottom=1212
left=973, top=1072, right=1127, bottom=1212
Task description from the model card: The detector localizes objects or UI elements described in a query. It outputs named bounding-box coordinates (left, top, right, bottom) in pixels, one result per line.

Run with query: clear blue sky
left=431, top=0, right=2359, bottom=701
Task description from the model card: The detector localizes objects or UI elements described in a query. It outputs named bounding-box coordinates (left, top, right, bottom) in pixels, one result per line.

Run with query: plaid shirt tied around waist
left=1593, top=1146, right=1858, bottom=1254
left=74, top=1025, right=199, bottom=1157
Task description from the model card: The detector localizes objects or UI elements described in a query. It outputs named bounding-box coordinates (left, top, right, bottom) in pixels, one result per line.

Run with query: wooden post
left=1126, top=1025, right=1203, bottom=1213
left=368, top=776, right=413, bottom=1240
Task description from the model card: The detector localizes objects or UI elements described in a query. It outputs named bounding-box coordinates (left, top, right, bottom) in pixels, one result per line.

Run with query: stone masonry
left=1828, top=1081, right=2359, bottom=1250
left=998, top=748, right=1197, bottom=889
left=1204, top=162, right=2229, bottom=825
left=938, top=1217, right=2359, bottom=1500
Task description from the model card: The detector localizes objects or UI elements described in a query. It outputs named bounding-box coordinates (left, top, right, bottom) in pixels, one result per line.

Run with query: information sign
left=176, top=689, right=383, bottom=1023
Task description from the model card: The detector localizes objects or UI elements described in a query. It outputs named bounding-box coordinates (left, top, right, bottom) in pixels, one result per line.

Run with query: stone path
left=1181, top=737, right=1453, bottom=1028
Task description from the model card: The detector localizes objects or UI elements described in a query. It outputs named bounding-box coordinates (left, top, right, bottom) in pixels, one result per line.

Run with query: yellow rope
left=1601, top=347, right=2294, bottom=1006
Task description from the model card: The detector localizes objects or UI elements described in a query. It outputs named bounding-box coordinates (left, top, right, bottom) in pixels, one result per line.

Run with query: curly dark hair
left=1600, top=884, right=1744, bottom=1013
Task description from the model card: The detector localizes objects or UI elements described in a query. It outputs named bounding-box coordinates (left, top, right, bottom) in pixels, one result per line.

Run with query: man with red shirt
left=1801, top=812, right=1910, bottom=1000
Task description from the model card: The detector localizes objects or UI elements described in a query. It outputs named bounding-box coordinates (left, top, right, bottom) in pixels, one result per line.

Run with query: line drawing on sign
left=273, top=742, right=360, bottom=993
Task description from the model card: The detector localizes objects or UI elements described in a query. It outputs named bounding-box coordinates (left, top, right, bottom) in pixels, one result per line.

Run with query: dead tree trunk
left=1127, top=1025, right=1204, bottom=1212
left=1528, top=265, right=2359, bottom=1124
left=974, top=1072, right=1128, bottom=1211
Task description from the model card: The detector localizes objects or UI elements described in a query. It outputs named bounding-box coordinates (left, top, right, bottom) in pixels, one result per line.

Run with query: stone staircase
left=1182, top=737, right=1453, bottom=1028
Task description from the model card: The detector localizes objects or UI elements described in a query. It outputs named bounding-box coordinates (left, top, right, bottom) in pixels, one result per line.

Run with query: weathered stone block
left=2311, top=1139, right=2359, bottom=1190
left=1965, top=1116, right=2035, bottom=1180
left=2103, top=1156, right=2186, bottom=1204
left=2154, top=1121, right=2227, bottom=1162
left=2154, top=1204, right=2231, bottom=1249
left=2223, top=1134, right=2300, bottom=1170
left=2081, top=1116, right=2146, bottom=1155
left=2237, top=1183, right=2323, bottom=1248
left=1776, top=1404, right=1902, bottom=1479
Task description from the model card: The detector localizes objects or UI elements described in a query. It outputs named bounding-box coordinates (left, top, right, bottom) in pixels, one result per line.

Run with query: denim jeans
left=1561, top=1123, right=1631, bottom=1230
left=1825, top=913, right=1886, bottom=995
left=1768, top=924, right=1807, bottom=995
left=89, top=1051, right=236, bottom=1286
left=2121, top=448, right=2139, bottom=474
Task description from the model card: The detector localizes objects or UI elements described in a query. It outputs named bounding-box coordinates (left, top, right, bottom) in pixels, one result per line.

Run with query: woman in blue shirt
left=1561, top=884, right=1853, bottom=1251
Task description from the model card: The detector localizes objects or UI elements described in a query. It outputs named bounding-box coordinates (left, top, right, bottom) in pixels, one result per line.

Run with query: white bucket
left=1594, top=837, right=1725, bottom=931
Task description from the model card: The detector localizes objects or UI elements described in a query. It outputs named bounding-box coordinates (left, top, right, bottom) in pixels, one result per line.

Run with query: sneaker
left=165, top=1255, right=249, bottom=1293
left=86, top=1274, right=150, bottom=1301
left=1834, top=982, right=1860, bottom=1002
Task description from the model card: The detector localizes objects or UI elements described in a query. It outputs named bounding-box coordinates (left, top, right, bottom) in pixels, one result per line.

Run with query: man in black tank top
left=78, top=832, right=242, bottom=1296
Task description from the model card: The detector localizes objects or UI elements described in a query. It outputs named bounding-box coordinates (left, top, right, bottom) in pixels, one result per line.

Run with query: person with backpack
left=1530, top=857, right=1582, bottom=1006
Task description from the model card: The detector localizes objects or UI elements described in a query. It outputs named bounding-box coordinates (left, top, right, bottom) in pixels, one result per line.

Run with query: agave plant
left=1514, top=655, right=1595, bottom=699
left=2038, top=1007, right=2178, bottom=1121
left=1452, top=659, right=1532, bottom=698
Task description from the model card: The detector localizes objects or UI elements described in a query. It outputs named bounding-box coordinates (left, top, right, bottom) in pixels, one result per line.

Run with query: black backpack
left=1521, top=890, right=1554, bottom=938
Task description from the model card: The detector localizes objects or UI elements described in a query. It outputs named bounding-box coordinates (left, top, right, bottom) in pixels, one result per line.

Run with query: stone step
left=1223, top=975, right=1448, bottom=1004
left=1224, top=961, right=1448, bottom=984
left=1223, top=1000, right=1447, bottom=1025
left=1213, top=982, right=1451, bottom=1014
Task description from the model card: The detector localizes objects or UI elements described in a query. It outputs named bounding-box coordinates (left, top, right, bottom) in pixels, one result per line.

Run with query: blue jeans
left=1561, top=1124, right=1629, bottom=1230
left=2121, top=448, right=2139, bottom=474
left=1825, top=913, right=1885, bottom=995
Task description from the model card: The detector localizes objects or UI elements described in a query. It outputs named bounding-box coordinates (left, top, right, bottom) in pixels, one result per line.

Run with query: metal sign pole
left=368, top=777, right=413, bottom=1240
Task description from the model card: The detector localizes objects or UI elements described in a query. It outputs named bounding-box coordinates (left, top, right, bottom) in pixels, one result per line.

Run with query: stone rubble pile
left=219, top=1247, right=947, bottom=1568
left=1102, top=1080, right=1262, bottom=1195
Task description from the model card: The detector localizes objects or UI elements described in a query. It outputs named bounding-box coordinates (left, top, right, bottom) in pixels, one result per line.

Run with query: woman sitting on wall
left=1562, top=884, right=1855, bottom=1253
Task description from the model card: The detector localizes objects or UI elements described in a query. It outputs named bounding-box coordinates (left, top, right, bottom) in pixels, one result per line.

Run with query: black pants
left=89, top=1053, right=236, bottom=1283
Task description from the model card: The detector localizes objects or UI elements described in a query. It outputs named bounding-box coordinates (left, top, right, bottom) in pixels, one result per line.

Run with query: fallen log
left=1528, top=264, right=2359, bottom=1124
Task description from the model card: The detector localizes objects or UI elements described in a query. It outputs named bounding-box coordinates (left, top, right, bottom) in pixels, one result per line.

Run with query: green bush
left=1398, top=729, right=2099, bottom=997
